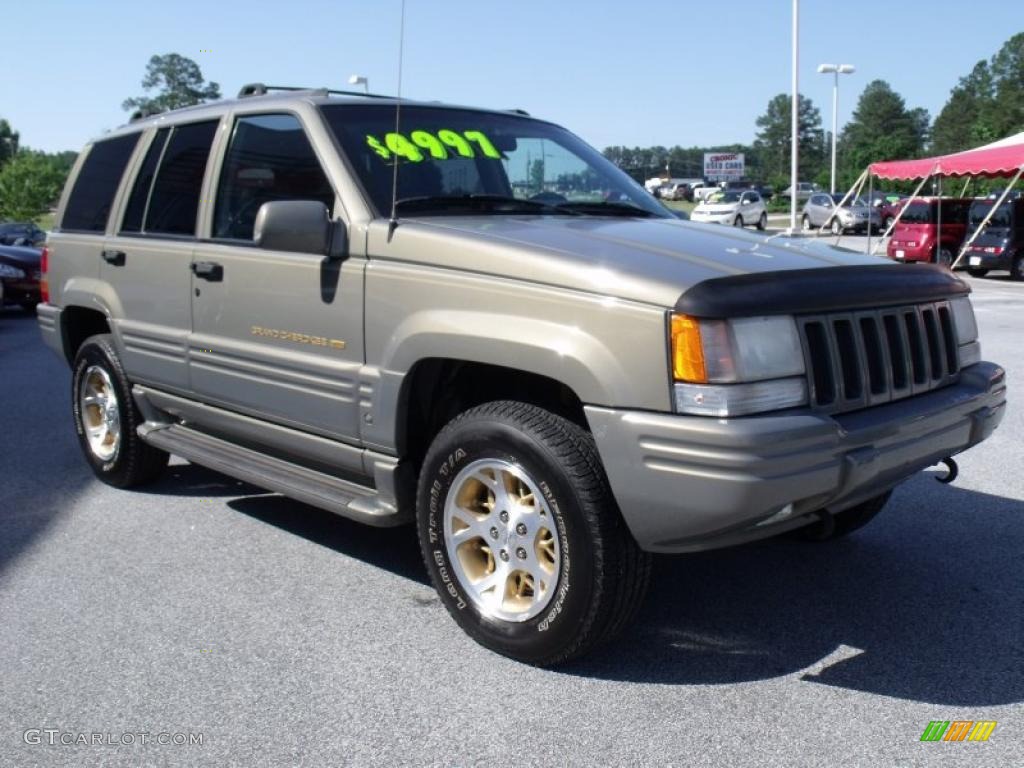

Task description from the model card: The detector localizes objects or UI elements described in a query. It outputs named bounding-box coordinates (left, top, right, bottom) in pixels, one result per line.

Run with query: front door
left=188, top=112, right=364, bottom=442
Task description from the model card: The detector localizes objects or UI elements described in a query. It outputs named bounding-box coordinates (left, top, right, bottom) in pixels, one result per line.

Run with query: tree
left=0, top=119, right=19, bottom=167
left=122, top=53, right=221, bottom=115
left=753, top=93, right=825, bottom=188
left=528, top=158, right=545, bottom=191
left=931, top=61, right=997, bottom=154
left=0, top=152, right=68, bottom=221
left=839, top=80, right=929, bottom=183
left=989, top=32, right=1024, bottom=139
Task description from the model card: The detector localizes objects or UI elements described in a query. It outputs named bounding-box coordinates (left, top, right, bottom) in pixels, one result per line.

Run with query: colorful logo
left=920, top=721, right=997, bottom=742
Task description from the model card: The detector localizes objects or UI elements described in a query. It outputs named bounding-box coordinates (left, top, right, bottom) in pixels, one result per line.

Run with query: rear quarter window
left=61, top=133, right=140, bottom=232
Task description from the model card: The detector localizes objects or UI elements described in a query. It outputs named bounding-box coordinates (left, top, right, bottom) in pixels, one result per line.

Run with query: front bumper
left=691, top=212, right=738, bottom=225
left=586, top=362, right=1005, bottom=553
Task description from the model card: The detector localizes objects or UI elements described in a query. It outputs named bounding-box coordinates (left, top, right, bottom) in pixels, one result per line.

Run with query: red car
left=0, top=244, right=43, bottom=310
left=886, top=198, right=972, bottom=266
left=878, top=197, right=907, bottom=230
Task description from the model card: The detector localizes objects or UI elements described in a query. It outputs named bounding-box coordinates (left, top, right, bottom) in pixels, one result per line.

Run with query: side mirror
left=254, top=200, right=347, bottom=258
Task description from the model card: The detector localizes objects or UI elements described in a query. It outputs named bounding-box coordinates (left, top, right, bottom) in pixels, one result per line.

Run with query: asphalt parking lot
left=1, top=273, right=1021, bottom=768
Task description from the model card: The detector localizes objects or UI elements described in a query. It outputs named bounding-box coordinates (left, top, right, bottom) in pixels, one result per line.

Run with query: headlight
left=950, top=296, right=981, bottom=368
left=670, top=313, right=808, bottom=416
left=0, top=263, right=26, bottom=279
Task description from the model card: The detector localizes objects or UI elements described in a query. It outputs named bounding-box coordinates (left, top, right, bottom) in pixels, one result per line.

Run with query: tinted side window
left=121, top=128, right=170, bottom=233
left=62, top=133, right=140, bottom=232
left=145, top=121, right=218, bottom=236
left=213, top=114, right=334, bottom=240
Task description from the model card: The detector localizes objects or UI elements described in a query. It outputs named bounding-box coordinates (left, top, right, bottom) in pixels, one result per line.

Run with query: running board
left=139, top=423, right=406, bottom=527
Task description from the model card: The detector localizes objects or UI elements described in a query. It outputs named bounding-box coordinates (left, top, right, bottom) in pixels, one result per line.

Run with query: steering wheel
left=529, top=191, right=567, bottom=205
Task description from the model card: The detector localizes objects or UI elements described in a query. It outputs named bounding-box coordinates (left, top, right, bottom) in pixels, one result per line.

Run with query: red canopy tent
left=870, top=131, right=1024, bottom=179
left=852, top=131, right=1024, bottom=268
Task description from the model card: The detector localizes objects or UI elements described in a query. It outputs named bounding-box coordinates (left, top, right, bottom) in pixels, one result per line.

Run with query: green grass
left=36, top=212, right=55, bottom=231
left=661, top=200, right=696, bottom=214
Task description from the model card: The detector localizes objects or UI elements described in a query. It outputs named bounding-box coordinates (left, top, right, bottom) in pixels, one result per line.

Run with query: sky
left=1, top=0, right=1020, bottom=155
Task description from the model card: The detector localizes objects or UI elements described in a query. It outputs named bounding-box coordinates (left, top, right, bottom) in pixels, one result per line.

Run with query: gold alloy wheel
left=443, top=459, right=560, bottom=623
left=79, top=365, right=121, bottom=461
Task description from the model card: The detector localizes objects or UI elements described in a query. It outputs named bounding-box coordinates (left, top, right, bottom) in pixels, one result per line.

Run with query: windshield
left=708, top=191, right=742, bottom=204
left=900, top=202, right=932, bottom=224
left=829, top=194, right=867, bottom=207
left=320, top=105, right=668, bottom=218
left=969, top=201, right=1012, bottom=228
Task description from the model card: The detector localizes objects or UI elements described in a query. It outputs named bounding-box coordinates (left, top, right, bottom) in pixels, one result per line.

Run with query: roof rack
left=237, top=83, right=391, bottom=100
left=507, top=108, right=530, bottom=116
left=129, top=106, right=163, bottom=123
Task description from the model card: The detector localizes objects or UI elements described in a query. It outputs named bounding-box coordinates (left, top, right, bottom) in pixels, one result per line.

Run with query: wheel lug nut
left=499, top=511, right=509, bottom=523
left=516, top=547, right=527, bottom=560
left=499, top=550, right=510, bottom=562
left=489, top=527, right=499, bottom=539
left=515, top=523, right=527, bottom=535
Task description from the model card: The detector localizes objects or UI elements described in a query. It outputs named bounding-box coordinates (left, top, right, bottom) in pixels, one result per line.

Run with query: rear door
left=49, top=133, right=140, bottom=317
left=187, top=111, right=365, bottom=442
left=101, top=120, right=220, bottom=391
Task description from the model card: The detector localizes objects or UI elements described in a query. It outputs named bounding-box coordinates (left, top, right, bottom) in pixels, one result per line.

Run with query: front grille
left=798, top=301, right=960, bottom=414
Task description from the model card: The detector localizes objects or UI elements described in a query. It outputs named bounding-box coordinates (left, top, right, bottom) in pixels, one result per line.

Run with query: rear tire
left=72, top=334, right=168, bottom=488
left=791, top=491, right=893, bottom=541
left=415, top=400, right=651, bottom=666
left=967, top=267, right=989, bottom=278
left=1012, top=256, right=1024, bottom=281
left=935, top=247, right=953, bottom=267
left=756, top=212, right=767, bottom=231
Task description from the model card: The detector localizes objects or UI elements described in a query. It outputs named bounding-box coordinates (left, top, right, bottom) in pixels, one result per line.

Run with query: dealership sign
left=704, top=153, right=745, bottom=181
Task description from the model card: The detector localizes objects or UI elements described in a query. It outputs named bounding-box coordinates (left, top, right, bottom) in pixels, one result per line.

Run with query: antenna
left=388, top=0, right=407, bottom=238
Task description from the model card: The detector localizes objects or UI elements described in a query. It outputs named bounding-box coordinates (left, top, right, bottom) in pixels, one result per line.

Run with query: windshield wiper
left=394, top=194, right=578, bottom=215
left=555, top=201, right=660, bottom=217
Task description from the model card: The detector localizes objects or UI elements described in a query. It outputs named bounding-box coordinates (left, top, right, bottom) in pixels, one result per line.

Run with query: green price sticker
left=366, top=129, right=502, bottom=162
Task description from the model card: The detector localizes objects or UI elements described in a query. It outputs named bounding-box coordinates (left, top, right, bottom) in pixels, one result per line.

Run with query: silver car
left=802, top=193, right=882, bottom=234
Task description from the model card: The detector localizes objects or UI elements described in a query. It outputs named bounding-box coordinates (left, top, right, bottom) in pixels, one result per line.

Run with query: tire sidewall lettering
left=425, top=439, right=573, bottom=634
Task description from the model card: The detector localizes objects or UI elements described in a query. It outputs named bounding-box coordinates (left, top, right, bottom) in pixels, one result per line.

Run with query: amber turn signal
left=670, top=313, right=707, bottom=383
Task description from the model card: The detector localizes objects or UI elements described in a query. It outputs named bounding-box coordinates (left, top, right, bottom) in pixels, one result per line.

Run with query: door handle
left=191, top=261, right=224, bottom=281
left=101, top=249, right=126, bottom=266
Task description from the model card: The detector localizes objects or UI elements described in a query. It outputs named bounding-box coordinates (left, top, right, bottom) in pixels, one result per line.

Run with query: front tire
left=416, top=401, right=651, bottom=666
left=733, top=215, right=744, bottom=228
left=72, top=334, right=168, bottom=488
left=802, top=214, right=812, bottom=232
left=830, top=218, right=843, bottom=236
left=935, top=247, right=953, bottom=268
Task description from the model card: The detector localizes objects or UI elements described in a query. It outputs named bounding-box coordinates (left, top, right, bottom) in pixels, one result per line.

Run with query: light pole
left=348, top=74, right=369, bottom=94
left=789, top=0, right=799, bottom=234
left=817, top=63, right=855, bottom=194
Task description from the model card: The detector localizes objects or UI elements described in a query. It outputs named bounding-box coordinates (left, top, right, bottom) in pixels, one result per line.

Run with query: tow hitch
left=935, top=456, right=959, bottom=484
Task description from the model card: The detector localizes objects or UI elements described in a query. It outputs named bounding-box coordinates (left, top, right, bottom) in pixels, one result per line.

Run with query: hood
left=368, top=216, right=897, bottom=308
left=0, top=244, right=41, bottom=268
left=696, top=202, right=740, bottom=214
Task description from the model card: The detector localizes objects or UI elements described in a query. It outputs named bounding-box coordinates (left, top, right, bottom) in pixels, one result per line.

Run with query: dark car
left=0, top=221, right=46, bottom=247
left=0, top=244, right=43, bottom=310
left=878, top=197, right=908, bottom=230
left=962, top=198, right=1024, bottom=280
left=886, top=198, right=972, bottom=266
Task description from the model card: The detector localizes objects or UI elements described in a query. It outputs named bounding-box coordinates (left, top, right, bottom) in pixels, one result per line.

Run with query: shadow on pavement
left=565, top=472, right=1024, bottom=706
left=226, top=494, right=428, bottom=586
left=0, top=309, right=94, bottom=576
